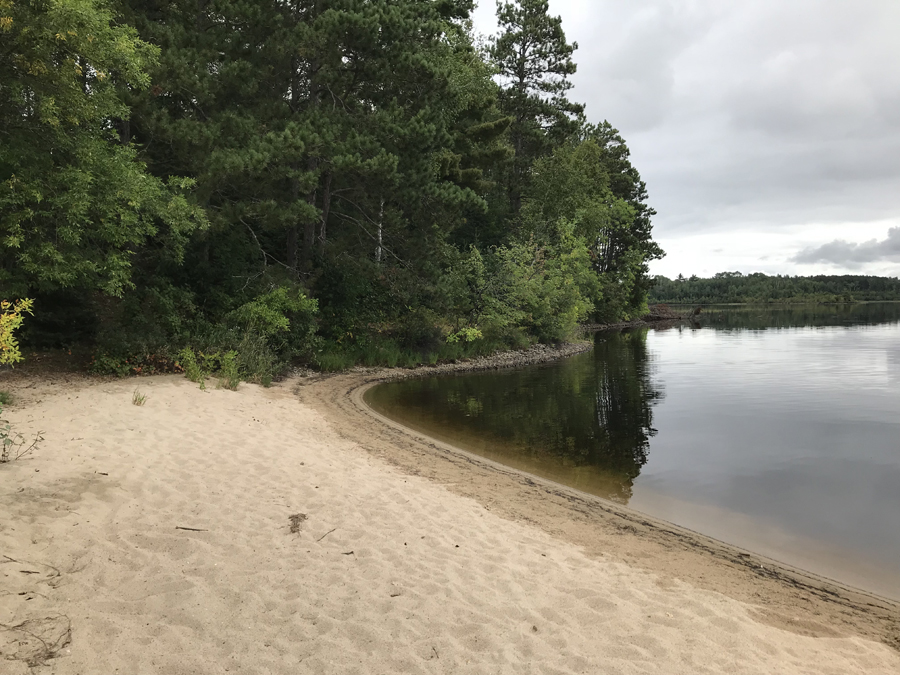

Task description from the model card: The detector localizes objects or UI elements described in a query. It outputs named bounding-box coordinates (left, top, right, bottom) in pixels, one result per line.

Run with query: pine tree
left=124, top=0, right=497, bottom=308
left=490, top=0, right=584, bottom=213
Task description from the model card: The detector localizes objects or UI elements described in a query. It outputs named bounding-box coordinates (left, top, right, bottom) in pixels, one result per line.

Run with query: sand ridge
left=0, top=374, right=898, bottom=673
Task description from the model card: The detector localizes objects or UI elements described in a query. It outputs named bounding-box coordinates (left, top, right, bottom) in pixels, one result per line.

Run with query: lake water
left=365, top=304, right=900, bottom=599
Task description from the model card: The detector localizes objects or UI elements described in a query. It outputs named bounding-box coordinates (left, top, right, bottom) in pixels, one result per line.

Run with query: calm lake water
left=365, top=304, right=900, bottom=599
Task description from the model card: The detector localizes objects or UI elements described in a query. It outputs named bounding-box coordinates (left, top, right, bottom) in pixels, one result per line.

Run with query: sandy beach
left=1, top=364, right=899, bottom=673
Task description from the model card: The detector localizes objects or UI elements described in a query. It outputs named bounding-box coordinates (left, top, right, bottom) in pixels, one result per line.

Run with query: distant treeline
left=649, top=272, right=900, bottom=305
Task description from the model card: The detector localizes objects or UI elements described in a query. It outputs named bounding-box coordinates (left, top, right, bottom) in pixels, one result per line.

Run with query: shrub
left=218, top=350, right=240, bottom=390
left=178, top=347, right=205, bottom=387
left=226, top=285, right=319, bottom=357
left=1, top=298, right=34, bottom=366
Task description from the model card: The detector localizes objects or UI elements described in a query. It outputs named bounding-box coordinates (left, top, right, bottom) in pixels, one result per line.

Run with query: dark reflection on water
left=685, top=301, right=900, bottom=330
left=365, top=303, right=900, bottom=598
left=366, top=330, right=662, bottom=502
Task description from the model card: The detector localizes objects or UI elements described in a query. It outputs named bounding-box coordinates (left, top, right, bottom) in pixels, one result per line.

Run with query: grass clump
left=218, top=350, right=240, bottom=390
left=0, top=391, right=13, bottom=406
left=132, top=388, right=147, bottom=406
left=315, top=347, right=356, bottom=372
left=178, top=347, right=206, bottom=389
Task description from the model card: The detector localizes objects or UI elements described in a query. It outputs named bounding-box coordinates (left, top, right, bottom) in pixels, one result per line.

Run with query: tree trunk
left=286, top=221, right=299, bottom=273
left=318, top=171, right=332, bottom=257
left=302, top=156, right=318, bottom=269
left=375, top=197, right=384, bottom=263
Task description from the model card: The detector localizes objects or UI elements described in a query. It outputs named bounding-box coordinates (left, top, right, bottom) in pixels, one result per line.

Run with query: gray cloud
left=472, top=1, right=900, bottom=275
left=792, top=228, right=900, bottom=268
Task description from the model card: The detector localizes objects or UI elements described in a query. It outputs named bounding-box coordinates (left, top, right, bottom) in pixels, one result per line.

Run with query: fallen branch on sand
left=316, top=528, right=336, bottom=542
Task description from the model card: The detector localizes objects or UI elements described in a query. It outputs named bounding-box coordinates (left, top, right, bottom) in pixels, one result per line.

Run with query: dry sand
left=0, top=369, right=898, bottom=674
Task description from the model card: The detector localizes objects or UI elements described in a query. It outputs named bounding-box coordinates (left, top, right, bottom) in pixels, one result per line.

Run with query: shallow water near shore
left=365, top=303, right=900, bottom=599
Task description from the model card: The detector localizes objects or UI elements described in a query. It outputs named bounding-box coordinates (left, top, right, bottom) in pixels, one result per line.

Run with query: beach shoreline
left=295, top=361, right=900, bottom=648
left=1, top=359, right=898, bottom=673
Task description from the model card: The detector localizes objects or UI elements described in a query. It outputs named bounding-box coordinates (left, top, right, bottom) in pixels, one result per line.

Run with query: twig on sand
left=316, top=528, right=336, bottom=542
left=0, top=614, right=72, bottom=667
left=175, top=526, right=208, bottom=532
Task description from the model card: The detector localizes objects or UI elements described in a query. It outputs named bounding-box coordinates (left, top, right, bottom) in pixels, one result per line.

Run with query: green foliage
left=4, top=0, right=664, bottom=371
left=0, top=298, right=33, bottom=365
left=218, top=351, right=240, bottom=391
left=446, top=327, right=483, bottom=344
left=442, top=228, right=597, bottom=344
left=132, top=388, right=147, bottom=406
left=315, top=347, right=357, bottom=373
left=496, top=231, right=598, bottom=342
left=90, top=348, right=181, bottom=377
left=226, top=285, right=319, bottom=357
left=0, top=391, right=13, bottom=405
left=521, top=136, right=661, bottom=321
left=0, top=0, right=206, bottom=297
left=491, top=0, right=584, bottom=211
left=178, top=347, right=204, bottom=386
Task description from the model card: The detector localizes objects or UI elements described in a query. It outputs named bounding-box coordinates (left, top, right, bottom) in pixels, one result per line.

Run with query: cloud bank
left=792, top=228, right=900, bottom=268
left=471, top=1, right=900, bottom=276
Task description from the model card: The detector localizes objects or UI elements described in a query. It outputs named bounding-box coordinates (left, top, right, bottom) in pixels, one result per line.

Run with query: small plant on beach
left=178, top=347, right=206, bottom=389
left=1, top=298, right=34, bottom=366
left=218, top=350, right=241, bottom=390
left=132, top=388, right=147, bottom=406
left=0, top=404, right=42, bottom=463
left=0, top=391, right=13, bottom=406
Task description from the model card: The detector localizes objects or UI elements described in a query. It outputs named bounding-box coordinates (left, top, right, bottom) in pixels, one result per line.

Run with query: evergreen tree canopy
left=2, top=0, right=667, bottom=376
left=490, top=0, right=584, bottom=212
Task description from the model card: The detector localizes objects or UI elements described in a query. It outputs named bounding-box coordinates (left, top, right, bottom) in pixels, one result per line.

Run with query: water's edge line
left=343, top=372, right=899, bottom=613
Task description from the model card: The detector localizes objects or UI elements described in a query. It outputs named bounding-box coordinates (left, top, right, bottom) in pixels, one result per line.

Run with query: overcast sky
left=471, top=0, right=900, bottom=278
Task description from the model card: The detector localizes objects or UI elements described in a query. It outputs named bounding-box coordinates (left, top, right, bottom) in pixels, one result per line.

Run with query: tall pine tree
left=490, top=0, right=583, bottom=214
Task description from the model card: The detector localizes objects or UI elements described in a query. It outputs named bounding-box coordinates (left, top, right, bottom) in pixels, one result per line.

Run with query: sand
left=0, top=372, right=898, bottom=674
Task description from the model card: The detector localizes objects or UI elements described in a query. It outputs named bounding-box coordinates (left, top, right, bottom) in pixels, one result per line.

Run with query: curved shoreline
left=292, top=344, right=900, bottom=651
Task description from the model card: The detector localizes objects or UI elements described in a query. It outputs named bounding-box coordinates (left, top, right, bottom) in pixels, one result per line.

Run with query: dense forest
left=650, top=272, right=900, bottom=305
left=0, top=0, right=663, bottom=379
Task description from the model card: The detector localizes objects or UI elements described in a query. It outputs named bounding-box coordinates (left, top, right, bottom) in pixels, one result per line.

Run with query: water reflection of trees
left=383, top=328, right=663, bottom=504
left=693, top=303, right=900, bottom=331
left=590, top=329, right=663, bottom=500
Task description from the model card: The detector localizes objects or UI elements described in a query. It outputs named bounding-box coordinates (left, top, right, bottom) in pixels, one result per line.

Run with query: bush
left=226, top=285, right=319, bottom=357
left=218, top=350, right=240, bottom=390
left=441, top=229, right=597, bottom=345
left=1, top=298, right=34, bottom=366
left=178, top=347, right=205, bottom=385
